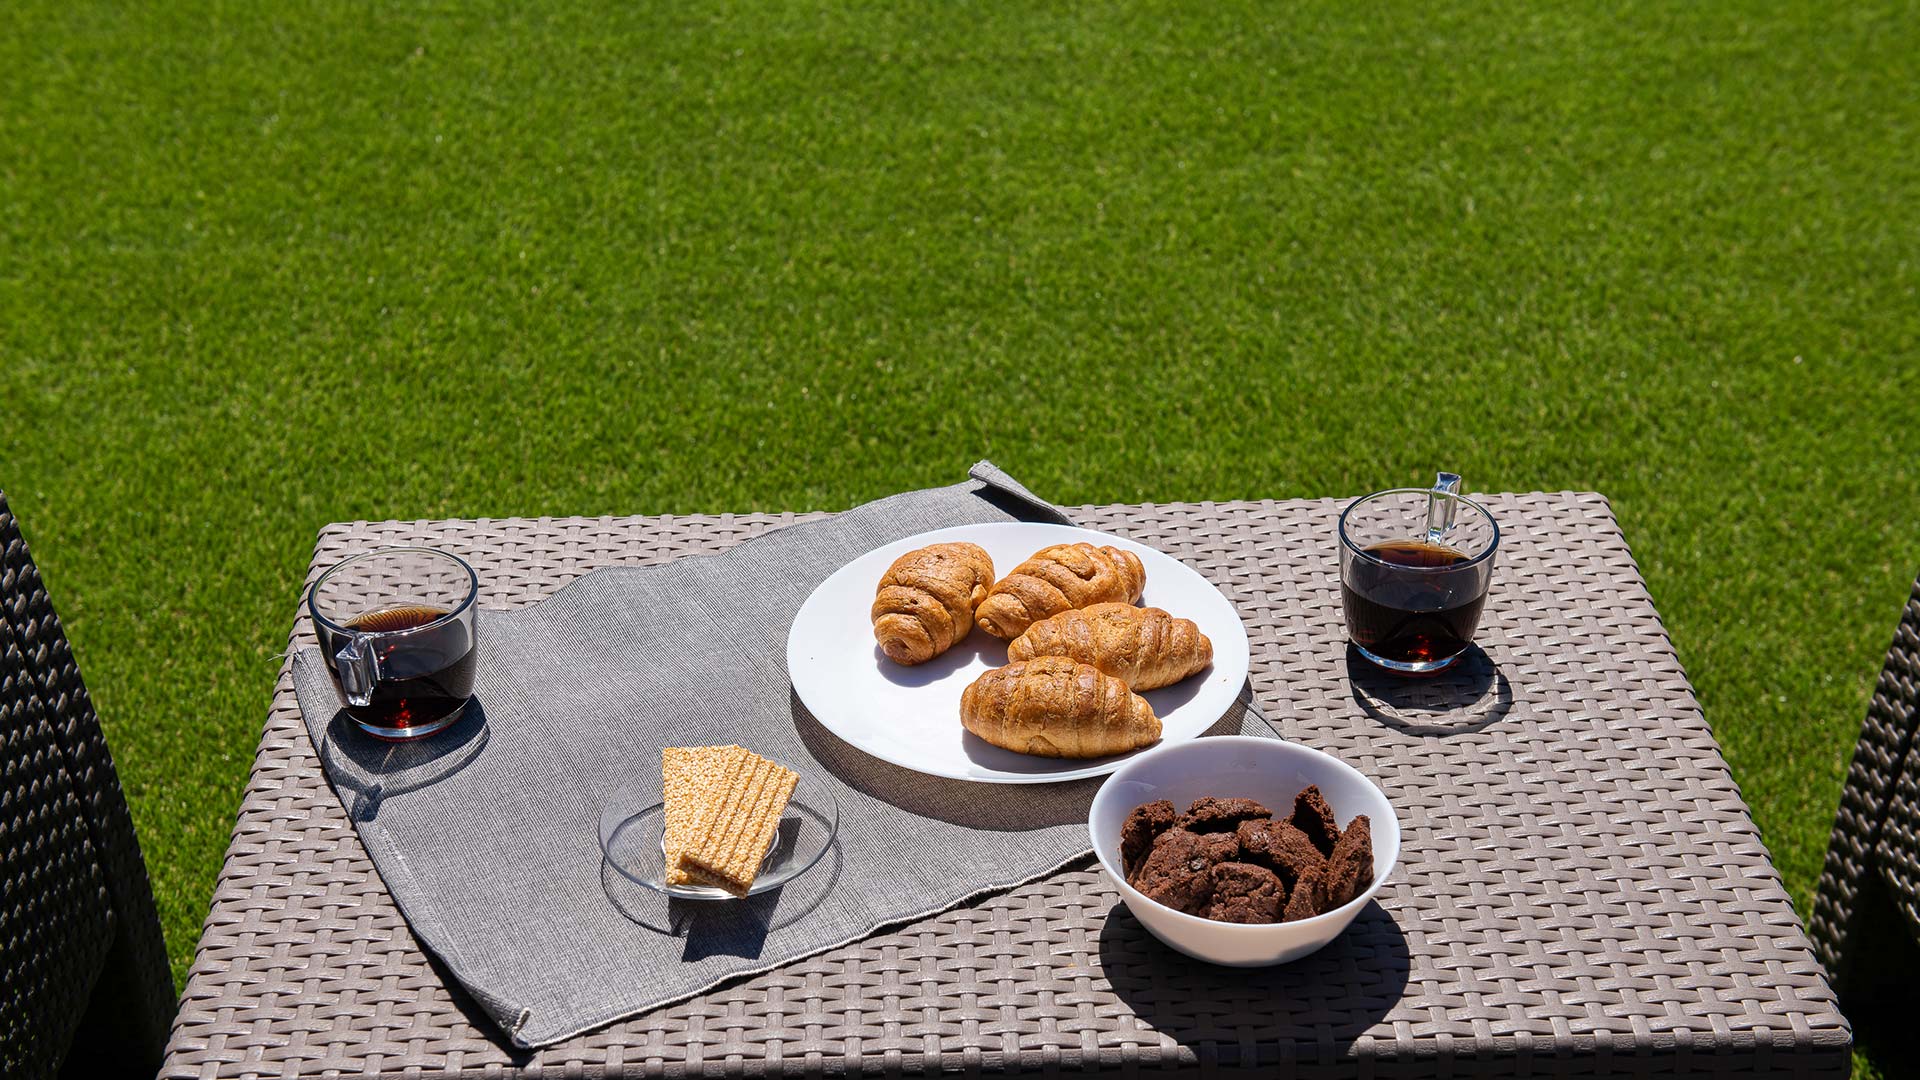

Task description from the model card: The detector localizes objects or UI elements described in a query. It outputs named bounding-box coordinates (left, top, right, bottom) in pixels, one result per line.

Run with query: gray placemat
left=291, top=462, right=1270, bottom=1049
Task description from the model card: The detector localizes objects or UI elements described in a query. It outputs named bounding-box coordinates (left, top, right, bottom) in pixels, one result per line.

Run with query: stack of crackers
left=661, top=745, right=799, bottom=897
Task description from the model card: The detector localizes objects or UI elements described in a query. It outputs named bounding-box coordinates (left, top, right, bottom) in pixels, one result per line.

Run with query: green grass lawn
left=3, top=0, right=1916, bottom=1073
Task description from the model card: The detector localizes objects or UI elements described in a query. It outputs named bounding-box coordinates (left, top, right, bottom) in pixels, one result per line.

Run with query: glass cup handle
left=1425, top=472, right=1462, bottom=544
left=334, top=632, right=382, bottom=708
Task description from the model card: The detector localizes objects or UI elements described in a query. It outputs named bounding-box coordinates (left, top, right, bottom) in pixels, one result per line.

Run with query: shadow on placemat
left=423, top=950, right=536, bottom=1063
left=792, top=687, right=1257, bottom=830
left=1097, top=901, right=1409, bottom=1059
left=599, top=826, right=844, bottom=960
left=1346, top=645, right=1513, bottom=737
left=315, top=703, right=492, bottom=822
left=791, top=691, right=1098, bottom=829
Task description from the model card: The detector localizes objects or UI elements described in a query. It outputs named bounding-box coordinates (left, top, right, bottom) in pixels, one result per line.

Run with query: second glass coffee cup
left=1339, top=474, right=1498, bottom=674
left=308, top=547, right=480, bottom=740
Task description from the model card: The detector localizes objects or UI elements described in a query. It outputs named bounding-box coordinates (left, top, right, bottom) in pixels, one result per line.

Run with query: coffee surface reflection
left=325, top=605, right=478, bottom=736
left=1339, top=540, right=1486, bottom=668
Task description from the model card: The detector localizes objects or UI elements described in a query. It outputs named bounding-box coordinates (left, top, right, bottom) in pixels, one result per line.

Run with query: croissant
left=974, top=542, right=1146, bottom=640
left=959, top=656, right=1161, bottom=758
left=1006, top=603, right=1212, bottom=690
left=871, top=542, right=996, bottom=665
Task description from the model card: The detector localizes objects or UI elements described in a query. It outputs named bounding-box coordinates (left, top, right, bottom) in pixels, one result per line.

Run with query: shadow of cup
left=1346, top=645, right=1512, bottom=736
left=316, top=700, right=491, bottom=822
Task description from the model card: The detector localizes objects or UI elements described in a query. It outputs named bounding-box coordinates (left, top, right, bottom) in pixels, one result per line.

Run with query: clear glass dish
left=598, top=771, right=838, bottom=900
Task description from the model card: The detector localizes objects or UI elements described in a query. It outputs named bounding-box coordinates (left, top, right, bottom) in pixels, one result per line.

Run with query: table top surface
left=160, top=493, right=1849, bottom=1079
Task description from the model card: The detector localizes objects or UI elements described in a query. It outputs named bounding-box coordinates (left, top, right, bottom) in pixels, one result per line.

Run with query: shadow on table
left=791, top=687, right=1254, bottom=831
left=422, top=952, right=537, bottom=1064
left=314, top=702, right=491, bottom=823
left=1346, top=645, right=1512, bottom=737
left=1096, top=900, right=1410, bottom=1065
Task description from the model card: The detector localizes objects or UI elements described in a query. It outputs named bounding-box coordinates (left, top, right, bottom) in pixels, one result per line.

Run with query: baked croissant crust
left=974, top=542, right=1146, bottom=640
left=871, top=542, right=996, bottom=665
left=959, top=656, right=1161, bottom=758
left=1006, top=602, right=1212, bottom=690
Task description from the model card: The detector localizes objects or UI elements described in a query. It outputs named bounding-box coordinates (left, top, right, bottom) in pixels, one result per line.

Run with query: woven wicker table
left=162, top=494, right=1849, bottom=1079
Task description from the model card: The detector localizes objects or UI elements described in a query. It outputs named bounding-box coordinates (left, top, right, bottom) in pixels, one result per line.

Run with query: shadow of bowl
left=1095, top=898, right=1410, bottom=1065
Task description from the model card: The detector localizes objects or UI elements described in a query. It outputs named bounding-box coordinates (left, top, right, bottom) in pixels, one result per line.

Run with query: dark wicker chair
left=1810, top=574, right=1920, bottom=1028
left=0, top=492, right=173, bottom=1079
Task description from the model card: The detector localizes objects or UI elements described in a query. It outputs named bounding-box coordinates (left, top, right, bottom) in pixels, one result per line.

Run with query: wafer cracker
left=661, top=745, right=740, bottom=887
left=678, top=748, right=799, bottom=897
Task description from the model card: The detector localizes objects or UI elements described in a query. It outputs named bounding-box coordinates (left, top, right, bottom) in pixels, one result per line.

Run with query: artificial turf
left=2, top=1, right=1915, bottom=1074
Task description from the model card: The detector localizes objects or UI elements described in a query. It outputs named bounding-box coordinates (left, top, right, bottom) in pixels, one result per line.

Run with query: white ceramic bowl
left=1088, top=735, right=1400, bottom=966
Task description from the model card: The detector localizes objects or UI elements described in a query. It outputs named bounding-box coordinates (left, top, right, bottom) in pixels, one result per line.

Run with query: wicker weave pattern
left=1864, top=584, right=1920, bottom=932
left=1810, top=577, right=1920, bottom=992
left=1881, top=745, right=1920, bottom=930
left=0, top=585, right=111, bottom=1079
left=162, top=496, right=1848, bottom=1078
left=0, top=494, right=175, bottom=1077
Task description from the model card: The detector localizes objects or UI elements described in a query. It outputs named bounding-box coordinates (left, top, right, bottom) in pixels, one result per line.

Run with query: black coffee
left=1340, top=541, right=1485, bottom=666
left=326, top=604, right=476, bottom=737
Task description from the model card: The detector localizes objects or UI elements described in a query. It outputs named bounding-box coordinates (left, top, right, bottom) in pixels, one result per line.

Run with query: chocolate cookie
left=1324, top=814, right=1375, bottom=907
left=1179, top=796, right=1271, bottom=833
left=1236, top=817, right=1327, bottom=887
left=1199, top=830, right=1242, bottom=865
left=1120, top=799, right=1179, bottom=878
left=1205, top=862, right=1286, bottom=923
left=1133, top=828, right=1214, bottom=914
left=1289, top=785, right=1340, bottom=856
left=1281, top=865, right=1329, bottom=922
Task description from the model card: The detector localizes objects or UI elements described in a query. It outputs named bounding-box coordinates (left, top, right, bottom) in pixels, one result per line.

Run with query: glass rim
left=1337, top=487, right=1500, bottom=573
left=307, top=546, right=479, bottom=639
left=599, top=778, right=841, bottom=900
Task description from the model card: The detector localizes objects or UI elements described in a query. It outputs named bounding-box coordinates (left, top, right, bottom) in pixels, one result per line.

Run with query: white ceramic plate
left=786, top=522, right=1251, bottom=783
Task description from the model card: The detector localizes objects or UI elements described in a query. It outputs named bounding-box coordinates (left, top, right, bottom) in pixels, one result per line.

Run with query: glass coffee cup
left=1338, top=474, right=1498, bottom=674
left=308, top=547, right=480, bottom=739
